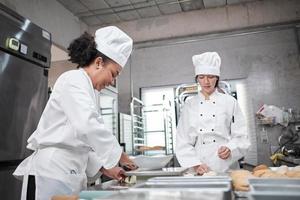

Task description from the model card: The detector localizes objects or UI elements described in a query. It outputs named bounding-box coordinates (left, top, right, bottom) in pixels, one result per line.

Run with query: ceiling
left=56, top=0, right=256, bottom=27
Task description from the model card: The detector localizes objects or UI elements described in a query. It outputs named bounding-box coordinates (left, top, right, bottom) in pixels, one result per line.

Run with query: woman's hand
left=193, top=164, right=210, bottom=175
left=218, top=146, right=231, bottom=160
left=100, top=166, right=125, bottom=181
left=119, top=152, right=138, bottom=170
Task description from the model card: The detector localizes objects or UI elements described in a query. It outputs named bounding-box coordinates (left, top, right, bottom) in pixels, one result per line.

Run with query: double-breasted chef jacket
left=176, top=90, right=250, bottom=173
left=14, top=68, right=122, bottom=197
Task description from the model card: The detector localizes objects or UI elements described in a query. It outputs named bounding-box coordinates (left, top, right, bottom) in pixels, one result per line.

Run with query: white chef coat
left=14, top=68, right=122, bottom=198
left=175, top=90, right=250, bottom=172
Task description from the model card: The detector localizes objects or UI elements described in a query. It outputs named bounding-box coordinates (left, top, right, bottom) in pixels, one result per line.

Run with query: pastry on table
left=230, top=170, right=254, bottom=191
left=253, top=164, right=268, bottom=172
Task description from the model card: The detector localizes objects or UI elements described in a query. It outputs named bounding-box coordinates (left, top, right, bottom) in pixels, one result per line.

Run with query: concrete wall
left=113, top=0, right=300, bottom=165
left=0, top=0, right=88, bottom=49
left=119, top=26, right=300, bottom=165
left=90, top=0, right=300, bottom=43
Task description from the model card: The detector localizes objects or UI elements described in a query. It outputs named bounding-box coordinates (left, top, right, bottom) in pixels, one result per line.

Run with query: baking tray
left=247, top=178, right=300, bottom=200
left=248, top=192, right=300, bottom=200
left=248, top=178, right=300, bottom=185
left=147, top=176, right=231, bottom=183
left=250, top=184, right=300, bottom=193
left=130, top=182, right=232, bottom=200
left=131, top=182, right=231, bottom=190
left=97, top=190, right=226, bottom=200
left=124, top=167, right=187, bottom=177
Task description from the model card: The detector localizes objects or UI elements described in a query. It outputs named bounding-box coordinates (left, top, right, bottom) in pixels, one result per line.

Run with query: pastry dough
left=275, top=165, right=288, bottom=175
left=253, top=164, right=268, bottom=172
left=202, top=171, right=217, bottom=176
left=253, top=169, right=270, bottom=177
left=230, top=170, right=254, bottom=191
left=292, top=165, right=300, bottom=172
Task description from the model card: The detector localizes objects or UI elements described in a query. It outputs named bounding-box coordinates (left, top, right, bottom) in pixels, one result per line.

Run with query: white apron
left=175, top=90, right=250, bottom=172
left=194, top=134, right=239, bottom=172
left=15, top=147, right=88, bottom=200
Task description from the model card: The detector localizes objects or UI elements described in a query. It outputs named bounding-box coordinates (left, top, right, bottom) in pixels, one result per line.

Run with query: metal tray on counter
left=98, top=190, right=226, bottom=200
left=248, top=179, right=300, bottom=200
left=130, top=182, right=232, bottom=200
left=131, top=182, right=231, bottom=190
left=248, top=178, right=300, bottom=185
left=248, top=191, right=300, bottom=200
left=124, top=167, right=187, bottom=177
left=147, top=176, right=231, bottom=183
left=250, top=184, right=300, bottom=193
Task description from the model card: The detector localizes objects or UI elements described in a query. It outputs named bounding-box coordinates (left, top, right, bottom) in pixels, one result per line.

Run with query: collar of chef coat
left=198, top=89, right=219, bottom=101
left=78, top=68, right=99, bottom=103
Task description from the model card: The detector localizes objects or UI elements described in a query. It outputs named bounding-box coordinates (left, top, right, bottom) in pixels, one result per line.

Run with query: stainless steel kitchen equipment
left=143, top=101, right=174, bottom=155
left=131, top=181, right=232, bottom=200
left=174, top=83, right=199, bottom=122
left=248, top=179, right=300, bottom=200
left=124, top=167, right=187, bottom=177
left=130, top=97, right=145, bottom=155
left=99, top=190, right=225, bottom=200
left=147, top=176, right=232, bottom=183
left=0, top=3, right=51, bottom=200
left=131, top=97, right=174, bottom=156
left=119, top=113, right=133, bottom=154
left=98, top=88, right=119, bottom=140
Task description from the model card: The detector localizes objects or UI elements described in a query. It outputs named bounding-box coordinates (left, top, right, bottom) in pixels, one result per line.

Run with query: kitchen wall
left=90, top=0, right=300, bottom=43
left=114, top=0, right=300, bottom=165
left=118, top=26, right=300, bottom=165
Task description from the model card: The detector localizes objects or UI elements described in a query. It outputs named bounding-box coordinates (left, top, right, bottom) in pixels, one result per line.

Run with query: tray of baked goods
left=230, top=165, right=300, bottom=200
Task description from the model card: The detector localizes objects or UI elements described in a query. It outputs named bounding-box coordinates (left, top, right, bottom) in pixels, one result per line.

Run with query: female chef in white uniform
left=13, top=26, right=137, bottom=199
left=176, top=52, right=250, bottom=175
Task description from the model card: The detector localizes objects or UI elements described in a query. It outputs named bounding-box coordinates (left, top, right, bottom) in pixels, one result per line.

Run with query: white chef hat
left=95, top=26, right=133, bottom=67
left=192, top=52, right=221, bottom=76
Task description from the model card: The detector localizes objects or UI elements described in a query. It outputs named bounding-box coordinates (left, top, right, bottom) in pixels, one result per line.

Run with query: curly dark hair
left=67, top=32, right=108, bottom=68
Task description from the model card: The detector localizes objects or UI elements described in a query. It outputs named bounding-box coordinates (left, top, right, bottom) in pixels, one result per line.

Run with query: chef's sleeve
left=175, top=103, right=201, bottom=168
left=226, top=100, right=251, bottom=160
left=60, top=80, right=122, bottom=170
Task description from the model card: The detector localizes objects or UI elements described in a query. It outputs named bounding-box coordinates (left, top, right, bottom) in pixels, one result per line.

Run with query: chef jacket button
left=200, top=114, right=203, bottom=116
left=211, top=129, right=214, bottom=131
left=213, top=114, right=215, bottom=117
left=213, top=102, right=216, bottom=104
left=200, top=129, right=202, bottom=131
left=200, top=102, right=203, bottom=104
left=213, top=140, right=216, bottom=142
left=203, top=142, right=205, bottom=144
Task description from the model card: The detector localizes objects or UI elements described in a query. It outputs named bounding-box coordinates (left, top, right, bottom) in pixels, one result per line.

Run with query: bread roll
left=286, top=171, right=300, bottom=178
left=292, top=165, right=300, bottom=172
left=253, top=169, right=270, bottom=177
left=253, top=164, right=268, bottom=172
left=276, top=165, right=288, bottom=175
left=51, top=196, right=78, bottom=200
left=261, top=171, right=286, bottom=178
left=230, top=170, right=253, bottom=191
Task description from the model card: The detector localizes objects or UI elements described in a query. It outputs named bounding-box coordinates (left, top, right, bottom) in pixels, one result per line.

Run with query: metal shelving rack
left=130, top=97, right=145, bottom=155
left=143, top=103, right=174, bottom=155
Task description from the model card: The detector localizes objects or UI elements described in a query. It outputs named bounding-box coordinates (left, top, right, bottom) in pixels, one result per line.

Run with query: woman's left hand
left=119, top=152, right=138, bottom=170
left=218, top=146, right=231, bottom=160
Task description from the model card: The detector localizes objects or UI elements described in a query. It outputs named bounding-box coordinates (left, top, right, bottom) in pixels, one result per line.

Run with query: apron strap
left=27, top=175, right=36, bottom=200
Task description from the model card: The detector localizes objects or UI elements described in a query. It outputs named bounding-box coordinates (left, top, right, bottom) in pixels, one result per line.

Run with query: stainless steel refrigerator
left=0, top=3, right=51, bottom=199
